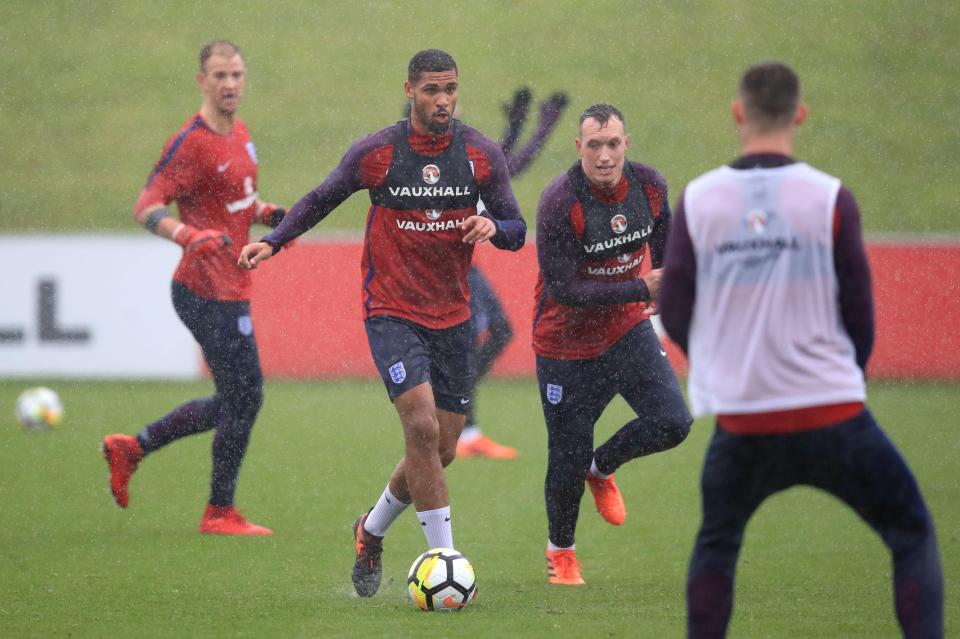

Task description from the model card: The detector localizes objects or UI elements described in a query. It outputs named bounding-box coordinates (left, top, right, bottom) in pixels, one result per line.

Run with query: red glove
left=174, top=225, right=232, bottom=257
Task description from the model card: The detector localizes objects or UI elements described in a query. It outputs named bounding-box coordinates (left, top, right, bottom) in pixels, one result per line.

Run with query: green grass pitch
left=0, top=2, right=957, bottom=235
left=0, top=379, right=956, bottom=637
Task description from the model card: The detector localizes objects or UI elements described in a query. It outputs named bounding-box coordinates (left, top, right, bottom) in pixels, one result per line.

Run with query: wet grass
left=0, top=2, right=957, bottom=235
left=0, top=379, right=956, bottom=637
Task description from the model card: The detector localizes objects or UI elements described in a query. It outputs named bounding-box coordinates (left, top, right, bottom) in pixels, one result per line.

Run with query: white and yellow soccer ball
left=15, top=387, right=64, bottom=432
left=407, top=548, right=478, bottom=612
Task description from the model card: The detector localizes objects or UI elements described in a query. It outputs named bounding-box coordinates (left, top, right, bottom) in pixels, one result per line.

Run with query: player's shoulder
left=345, top=122, right=399, bottom=159
left=538, top=171, right=577, bottom=211
left=157, top=114, right=206, bottom=159
left=628, top=161, right=669, bottom=193
left=459, top=122, right=501, bottom=155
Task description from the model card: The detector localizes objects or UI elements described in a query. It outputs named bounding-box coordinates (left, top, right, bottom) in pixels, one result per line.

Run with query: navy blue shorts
left=364, top=315, right=475, bottom=414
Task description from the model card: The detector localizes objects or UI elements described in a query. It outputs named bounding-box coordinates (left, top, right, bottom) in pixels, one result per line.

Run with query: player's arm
left=239, top=139, right=368, bottom=269
left=833, top=185, right=874, bottom=371
left=466, top=134, right=526, bottom=251
left=658, top=191, right=696, bottom=354
left=134, top=152, right=229, bottom=257
left=537, top=177, right=652, bottom=307
left=641, top=168, right=672, bottom=269
left=505, top=91, right=568, bottom=178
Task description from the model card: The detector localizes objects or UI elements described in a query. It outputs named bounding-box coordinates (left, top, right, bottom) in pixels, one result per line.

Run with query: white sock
left=363, top=485, right=410, bottom=537
left=590, top=458, right=610, bottom=480
left=460, top=425, right=481, bottom=442
left=547, top=540, right=575, bottom=552
left=416, top=506, right=454, bottom=549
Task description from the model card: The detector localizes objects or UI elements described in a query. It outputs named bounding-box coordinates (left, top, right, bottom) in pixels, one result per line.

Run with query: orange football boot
left=546, top=546, right=585, bottom=585
left=101, top=434, right=144, bottom=508
left=586, top=473, right=626, bottom=525
left=199, top=505, right=272, bottom=536
left=456, top=434, right=519, bottom=459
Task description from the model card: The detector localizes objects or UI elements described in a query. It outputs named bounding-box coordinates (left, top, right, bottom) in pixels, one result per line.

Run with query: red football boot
left=456, top=434, right=519, bottom=459
left=199, top=505, right=273, bottom=536
left=101, top=434, right=144, bottom=508
left=586, top=473, right=627, bottom=525
left=546, top=545, right=586, bottom=585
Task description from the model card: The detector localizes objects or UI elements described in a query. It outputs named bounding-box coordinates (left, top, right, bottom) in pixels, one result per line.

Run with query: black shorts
left=364, top=315, right=475, bottom=414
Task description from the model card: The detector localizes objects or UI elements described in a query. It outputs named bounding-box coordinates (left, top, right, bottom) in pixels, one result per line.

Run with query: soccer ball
left=406, top=548, right=478, bottom=612
left=15, top=387, right=64, bottom=431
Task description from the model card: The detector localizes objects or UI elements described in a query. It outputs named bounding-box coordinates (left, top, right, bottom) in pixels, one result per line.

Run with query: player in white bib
left=660, top=61, right=943, bottom=639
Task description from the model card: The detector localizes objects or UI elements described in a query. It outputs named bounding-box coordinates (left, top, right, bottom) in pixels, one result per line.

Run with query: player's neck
left=408, top=116, right=449, bottom=139
left=739, top=128, right=795, bottom=157
left=199, top=105, right=236, bottom=135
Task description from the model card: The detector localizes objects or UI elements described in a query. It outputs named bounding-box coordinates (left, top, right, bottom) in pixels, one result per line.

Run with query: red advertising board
left=252, top=239, right=960, bottom=380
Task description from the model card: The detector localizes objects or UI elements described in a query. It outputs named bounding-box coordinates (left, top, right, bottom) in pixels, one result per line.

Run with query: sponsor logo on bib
left=422, top=164, right=440, bottom=184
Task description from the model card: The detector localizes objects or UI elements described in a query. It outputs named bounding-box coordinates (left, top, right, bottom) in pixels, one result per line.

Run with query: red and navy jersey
left=136, top=114, right=261, bottom=301
left=264, top=119, right=526, bottom=329
left=533, top=161, right=670, bottom=360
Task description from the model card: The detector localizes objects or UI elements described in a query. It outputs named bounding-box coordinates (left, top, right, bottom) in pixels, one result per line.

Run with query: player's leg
left=596, top=320, right=692, bottom=469
left=589, top=321, right=692, bottom=524
left=459, top=267, right=517, bottom=459
left=687, top=426, right=786, bottom=638
left=538, top=353, right=613, bottom=584
left=195, top=294, right=269, bottom=535
left=102, top=281, right=221, bottom=508
left=808, top=410, right=943, bottom=639
left=354, top=317, right=470, bottom=596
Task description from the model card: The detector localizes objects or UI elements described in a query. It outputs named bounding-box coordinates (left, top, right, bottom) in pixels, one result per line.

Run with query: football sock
left=460, top=425, right=481, bottom=443
left=590, top=458, right=611, bottom=480
left=364, top=485, right=410, bottom=537
left=547, top=540, right=575, bottom=552
left=416, top=506, right=454, bottom=549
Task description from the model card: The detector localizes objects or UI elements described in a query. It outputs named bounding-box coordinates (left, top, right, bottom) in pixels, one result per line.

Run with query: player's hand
left=174, top=225, right=232, bottom=257
left=643, top=268, right=664, bottom=300
left=458, top=215, right=496, bottom=244
left=238, top=241, right=275, bottom=270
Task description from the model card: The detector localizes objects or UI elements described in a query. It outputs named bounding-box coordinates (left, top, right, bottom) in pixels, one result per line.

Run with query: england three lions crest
left=546, top=384, right=563, bottom=405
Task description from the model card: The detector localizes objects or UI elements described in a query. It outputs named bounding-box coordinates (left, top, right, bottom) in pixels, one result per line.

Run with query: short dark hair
left=739, top=61, right=800, bottom=130
left=199, top=40, right=243, bottom=72
left=578, top=103, right=625, bottom=132
left=407, top=49, right=458, bottom=83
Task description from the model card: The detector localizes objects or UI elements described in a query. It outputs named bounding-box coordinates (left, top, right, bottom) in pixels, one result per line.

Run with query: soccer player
left=659, top=61, right=944, bottom=638
left=533, top=104, right=692, bottom=585
left=238, top=49, right=526, bottom=597
left=458, top=87, right=570, bottom=460
left=100, top=41, right=286, bottom=536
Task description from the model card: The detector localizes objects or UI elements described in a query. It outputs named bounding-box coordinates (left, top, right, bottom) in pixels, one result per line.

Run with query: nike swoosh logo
left=217, top=160, right=232, bottom=172
left=460, top=397, right=470, bottom=404
left=385, top=496, right=392, bottom=504
left=444, top=516, right=451, bottom=522
left=660, top=349, right=667, bottom=357
left=441, top=595, right=465, bottom=608
left=420, top=521, right=427, bottom=526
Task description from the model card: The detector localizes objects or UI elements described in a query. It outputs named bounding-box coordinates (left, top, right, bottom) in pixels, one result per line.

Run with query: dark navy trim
left=362, top=206, right=379, bottom=318
left=145, top=116, right=204, bottom=187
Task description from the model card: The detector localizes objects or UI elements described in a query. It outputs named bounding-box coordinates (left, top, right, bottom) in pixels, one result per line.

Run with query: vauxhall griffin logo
left=422, top=164, right=440, bottom=185
left=611, top=214, right=628, bottom=234
left=425, top=209, right=442, bottom=220
left=746, top=209, right=767, bottom=234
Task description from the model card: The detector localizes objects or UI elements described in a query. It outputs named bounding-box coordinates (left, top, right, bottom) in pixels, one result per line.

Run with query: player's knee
left=402, top=412, right=440, bottom=452
left=439, top=445, right=457, bottom=467
left=665, top=414, right=693, bottom=449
